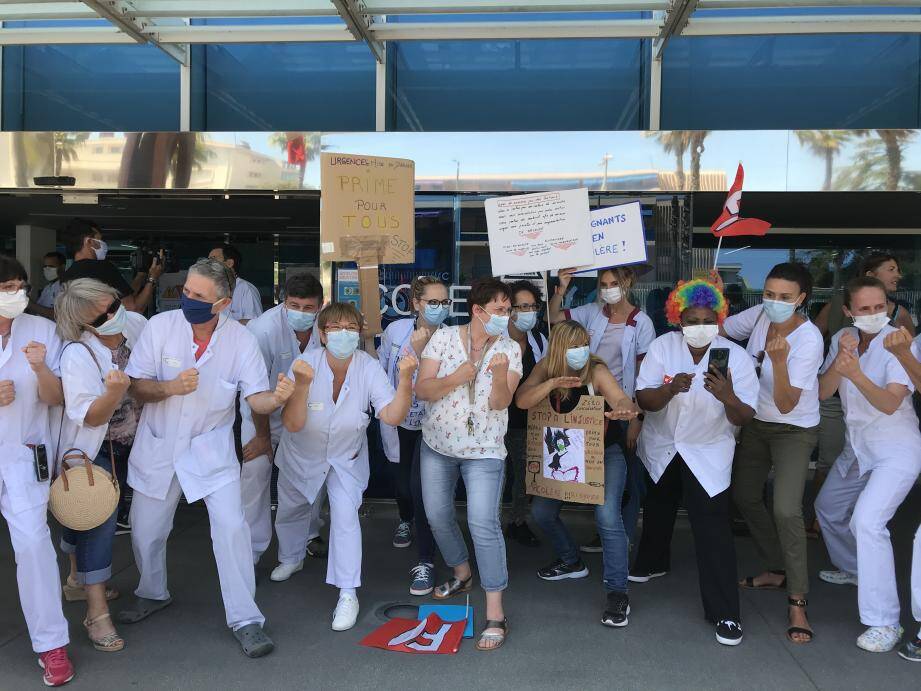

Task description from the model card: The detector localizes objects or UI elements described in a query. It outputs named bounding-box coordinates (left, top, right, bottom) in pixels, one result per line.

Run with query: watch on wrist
left=147, top=276, right=158, bottom=285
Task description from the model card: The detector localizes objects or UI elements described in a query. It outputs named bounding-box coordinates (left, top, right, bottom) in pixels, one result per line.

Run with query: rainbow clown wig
left=665, top=279, right=728, bottom=326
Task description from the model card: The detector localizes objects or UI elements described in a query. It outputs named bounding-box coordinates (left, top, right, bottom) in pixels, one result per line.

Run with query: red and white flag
left=710, top=164, right=771, bottom=238
left=360, top=614, right=466, bottom=654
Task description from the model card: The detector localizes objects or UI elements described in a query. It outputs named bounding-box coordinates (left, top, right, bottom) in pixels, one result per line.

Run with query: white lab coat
left=275, top=347, right=395, bottom=588
left=636, top=332, right=759, bottom=498
left=124, top=310, right=271, bottom=630
left=239, top=303, right=322, bottom=563
left=59, top=312, right=147, bottom=460
left=815, top=326, right=921, bottom=627
left=229, top=276, right=263, bottom=322
left=567, top=303, right=655, bottom=398
left=0, top=313, right=69, bottom=653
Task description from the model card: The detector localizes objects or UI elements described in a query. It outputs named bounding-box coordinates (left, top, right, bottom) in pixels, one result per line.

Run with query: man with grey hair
left=116, top=258, right=295, bottom=657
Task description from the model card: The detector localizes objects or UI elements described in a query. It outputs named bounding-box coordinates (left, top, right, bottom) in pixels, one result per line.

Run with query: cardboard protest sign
left=360, top=614, right=466, bottom=654
left=572, top=201, right=647, bottom=275
left=485, top=188, right=593, bottom=276
left=526, top=395, right=605, bottom=505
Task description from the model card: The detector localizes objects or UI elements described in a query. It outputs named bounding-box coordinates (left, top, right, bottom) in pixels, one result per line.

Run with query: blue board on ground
left=417, top=605, right=474, bottom=638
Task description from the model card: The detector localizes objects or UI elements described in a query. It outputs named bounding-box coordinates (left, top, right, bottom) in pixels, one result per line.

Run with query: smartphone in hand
left=708, top=347, right=730, bottom=378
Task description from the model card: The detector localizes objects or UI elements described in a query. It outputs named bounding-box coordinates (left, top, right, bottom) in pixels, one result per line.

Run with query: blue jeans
left=420, top=442, right=508, bottom=592
left=532, top=444, right=629, bottom=593
left=60, top=442, right=125, bottom=585
left=622, top=437, right=648, bottom=543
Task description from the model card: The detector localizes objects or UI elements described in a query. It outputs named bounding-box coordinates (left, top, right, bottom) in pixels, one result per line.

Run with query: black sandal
left=475, top=618, right=508, bottom=651
left=786, top=597, right=814, bottom=644
left=739, top=570, right=786, bottom=590
left=432, top=575, right=473, bottom=600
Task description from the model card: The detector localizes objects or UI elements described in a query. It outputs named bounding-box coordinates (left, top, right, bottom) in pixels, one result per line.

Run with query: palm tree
left=835, top=130, right=917, bottom=192
left=53, top=132, right=89, bottom=175
left=269, top=132, right=322, bottom=188
left=647, top=131, right=690, bottom=190
left=688, top=131, right=710, bottom=191
left=875, top=129, right=914, bottom=191
left=794, top=130, right=852, bottom=191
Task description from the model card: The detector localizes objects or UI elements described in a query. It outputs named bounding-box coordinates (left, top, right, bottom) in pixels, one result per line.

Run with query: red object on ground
left=710, top=164, right=771, bottom=238
left=38, top=647, right=75, bottom=687
left=360, top=614, right=466, bottom=654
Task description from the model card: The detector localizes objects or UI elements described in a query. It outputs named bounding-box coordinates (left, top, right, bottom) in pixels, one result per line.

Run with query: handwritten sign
left=485, top=188, right=593, bottom=276
left=572, top=201, right=647, bottom=275
left=526, top=395, right=605, bottom=505
left=320, top=152, right=415, bottom=264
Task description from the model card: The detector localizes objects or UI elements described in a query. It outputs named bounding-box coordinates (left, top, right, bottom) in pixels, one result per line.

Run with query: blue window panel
left=190, top=17, right=375, bottom=131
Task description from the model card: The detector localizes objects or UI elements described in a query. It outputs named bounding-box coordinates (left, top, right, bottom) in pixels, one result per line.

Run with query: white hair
left=55, top=278, right=118, bottom=342
left=188, top=257, right=235, bottom=299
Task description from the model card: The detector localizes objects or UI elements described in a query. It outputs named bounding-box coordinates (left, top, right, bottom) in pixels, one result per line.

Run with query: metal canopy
left=0, top=1, right=919, bottom=65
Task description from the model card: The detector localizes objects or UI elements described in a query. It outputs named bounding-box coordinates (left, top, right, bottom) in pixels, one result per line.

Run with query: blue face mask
left=513, top=311, right=538, bottom=332
left=286, top=308, right=316, bottom=332
left=326, top=329, right=360, bottom=359
left=566, top=345, right=591, bottom=370
left=423, top=304, right=449, bottom=326
left=762, top=299, right=798, bottom=324
left=180, top=293, right=218, bottom=325
left=479, top=311, right=509, bottom=337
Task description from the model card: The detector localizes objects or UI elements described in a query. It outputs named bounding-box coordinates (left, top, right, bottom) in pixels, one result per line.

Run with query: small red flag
left=359, top=614, right=466, bottom=654
left=710, top=164, right=771, bottom=238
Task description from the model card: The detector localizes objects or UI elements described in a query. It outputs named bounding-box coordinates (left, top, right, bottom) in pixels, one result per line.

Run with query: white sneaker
left=270, top=560, right=304, bottom=582
left=332, top=593, right=360, bottom=631
left=818, top=569, right=858, bottom=586
left=857, top=625, right=903, bottom=653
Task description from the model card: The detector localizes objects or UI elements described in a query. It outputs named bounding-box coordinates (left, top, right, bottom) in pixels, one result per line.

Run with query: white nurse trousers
left=816, top=460, right=918, bottom=627
left=275, top=466, right=359, bottom=589
left=0, top=484, right=69, bottom=653
left=130, top=474, right=264, bottom=630
left=241, top=453, right=325, bottom=565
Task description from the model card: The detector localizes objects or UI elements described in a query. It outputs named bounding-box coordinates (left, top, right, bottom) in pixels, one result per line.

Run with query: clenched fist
left=292, top=359, right=314, bottom=385
left=487, top=352, right=509, bottom=375
left=104, top=369, right=131, bottom=395
left=410, top=327, right=433, bottom=357
left=398, top=353, right=419, bottom=378
left=0, top=380, right=15, bottom=406
left=764, top=335, right=790, bottom=365
left=884, top=326, right=914, bottom=358
left=170, top=368, right=199, bottom=396
left=667, top=373, right=694, bottom=396
left=274, top=373, right=296, bottom=405
left=453, top=360, right=477, bottom=385
left=21, top=341, right=47, bottom=371
left=834, top=346, right=861, bottom=381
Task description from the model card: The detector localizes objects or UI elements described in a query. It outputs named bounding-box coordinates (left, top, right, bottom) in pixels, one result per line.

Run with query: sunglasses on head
left=90, top=298, right=121, bottom=328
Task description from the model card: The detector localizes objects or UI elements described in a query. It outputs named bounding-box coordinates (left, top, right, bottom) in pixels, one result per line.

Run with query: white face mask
left=42, top=266, right=59, bottom=282
left=852, top=311, right=890, bottom=335
left=92, top=239, right=108, bottom=260
left=682, top=324, right=719, bottom=349
left=600, top=287, right=623, bottom=305
left=0, top=289, right=29, bottom=319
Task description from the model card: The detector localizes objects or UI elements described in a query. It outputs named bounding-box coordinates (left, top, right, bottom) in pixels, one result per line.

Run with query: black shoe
left=601, top=592, right=630, bottom=628
left=537, top=558, right=589, bottom=581
left=716, top=619, right=743, bottom=646
left=628, top=568, right=667, bottom=583
left=115, top=515, right=131, bottom=536
left=307, top=537, right=328, bottom=558
left=506, top=521, right=540, bottom=547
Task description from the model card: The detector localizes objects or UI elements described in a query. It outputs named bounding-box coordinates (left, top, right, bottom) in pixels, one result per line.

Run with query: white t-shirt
left=229, top=277, right=264, bottom=322
left=636, top=332, right=759, bottom=497
left=723, top=305, right=823, bottom=427
left=421, top=326, right=523, bottom=460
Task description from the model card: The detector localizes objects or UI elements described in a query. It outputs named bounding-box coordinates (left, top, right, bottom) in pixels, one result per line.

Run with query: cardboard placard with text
left=320, top=152, right=416, bottom=265
left=526, top=395, right=605, bottom=505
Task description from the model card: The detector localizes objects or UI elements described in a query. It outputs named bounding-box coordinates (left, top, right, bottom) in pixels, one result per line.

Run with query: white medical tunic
left=276, top=348, right=395, bottom=505
left=636, top=332, right=759, bottom=497
left=0, top=314, right=63, bottom=513
left=821, top=325, right=921, bottom=478
left=229, top=277, right=263, bottom=322
left=125, top=311, right=269, bottom=503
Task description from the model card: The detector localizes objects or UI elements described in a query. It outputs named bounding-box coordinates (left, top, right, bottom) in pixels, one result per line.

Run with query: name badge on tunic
left=308, top=402, right=324, bottom=411
left=163, top=356, right=181, bottom=368
left=280, top=351, right=291, bottom=358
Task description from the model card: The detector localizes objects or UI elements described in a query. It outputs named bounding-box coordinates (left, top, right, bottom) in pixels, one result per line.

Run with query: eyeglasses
left=0, top=282, right=27, bottom=295
left=513, top=303, right=541, bottom=312
left=483, top=307, right=511, bottom=317
left=89, top=298, right=121, bottom=328
left=325, top=323, right=359, bottom=333
left=423, top=299, right=452, bottom=307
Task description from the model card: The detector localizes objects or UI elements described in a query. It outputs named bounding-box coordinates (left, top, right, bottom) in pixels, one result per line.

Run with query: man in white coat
left=116, top=258, right=295, bottom=658
left=241, top=272, right=325, bottom=566
left=208, top=243, right=263, bottom=324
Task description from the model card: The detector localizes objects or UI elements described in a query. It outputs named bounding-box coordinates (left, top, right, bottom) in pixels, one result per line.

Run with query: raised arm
left=282, top=360, right=314, bottom=433
left=22, top=341, right=63, bottom=406
left=415, top=356, right=473, bottom=403
left=548, top=268, right=575, bottom=325
left=485, top=352, right=520, bottom=410
left=130, top=367, right=198, bottom=404
left=636, top=373, right=693, bottom=413
left=379, top=355, right=418, bottom=426
left=885, top=327, right=921, bottom=391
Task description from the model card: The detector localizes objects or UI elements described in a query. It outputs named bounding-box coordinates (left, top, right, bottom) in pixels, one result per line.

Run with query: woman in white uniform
left=632, top=279, right=758, bottom=646
left=0, top=255, right=73, bottom=687
left=55, top=278, right=147, bottom=653
left=378, top=276, right=449, bottom=594
left=550, top=265, right=655, bottom=546
left=723, top=263, right=823, bottom=644
left=815, top=276, right=921, bottom=654
left=276, top=302, right=416, bottom=632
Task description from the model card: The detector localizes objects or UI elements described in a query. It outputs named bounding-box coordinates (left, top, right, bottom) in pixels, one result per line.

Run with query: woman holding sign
left=515, top=320, right=639, bottom=627
left=549, top=266, right=655, bottom=547
left=632, top=280, right=758, bottom=646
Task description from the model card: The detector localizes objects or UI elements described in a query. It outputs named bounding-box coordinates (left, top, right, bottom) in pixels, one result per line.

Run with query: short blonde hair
left=55, top=278, right=118, bottom=342
left=317, top=302, right=363, bottom=333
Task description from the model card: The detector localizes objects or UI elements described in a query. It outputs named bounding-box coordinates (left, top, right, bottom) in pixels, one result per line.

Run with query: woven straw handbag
left=49, top=442, right=120, bottom=531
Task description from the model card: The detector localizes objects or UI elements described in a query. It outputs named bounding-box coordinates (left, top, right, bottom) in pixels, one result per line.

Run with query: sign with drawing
left=526, top=395, right=605, bottom=505
left=485, top=188, right=593, bottom=275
